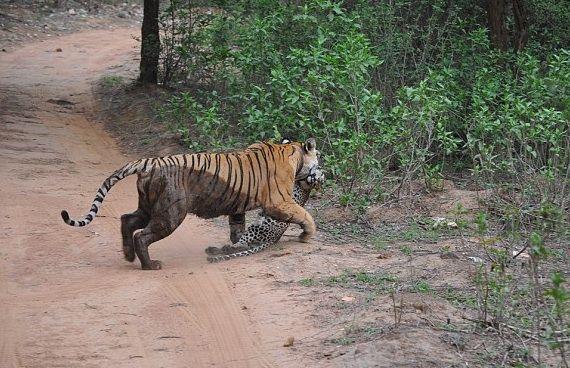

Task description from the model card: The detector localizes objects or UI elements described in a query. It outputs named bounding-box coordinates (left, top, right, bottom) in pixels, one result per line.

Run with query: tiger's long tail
left=61, top=159, right=149, bottom=227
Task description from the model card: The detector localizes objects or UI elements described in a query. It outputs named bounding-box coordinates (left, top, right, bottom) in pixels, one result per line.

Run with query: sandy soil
left=0, top=28, right=321, bottom=368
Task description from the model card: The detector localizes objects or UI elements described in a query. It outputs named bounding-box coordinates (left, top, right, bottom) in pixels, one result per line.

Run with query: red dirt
left=0, top=28, right=320, bottom=367
left=3, top=25, right=563, bottom=368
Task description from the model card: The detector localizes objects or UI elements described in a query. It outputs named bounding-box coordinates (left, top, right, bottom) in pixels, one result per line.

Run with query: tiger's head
left=280, top=137, right=321, bottom=183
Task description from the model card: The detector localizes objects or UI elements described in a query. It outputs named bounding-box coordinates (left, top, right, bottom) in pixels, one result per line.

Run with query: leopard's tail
left=61, top=159, right=150, bottom=227
left=207, top=242, right=273, bottom=263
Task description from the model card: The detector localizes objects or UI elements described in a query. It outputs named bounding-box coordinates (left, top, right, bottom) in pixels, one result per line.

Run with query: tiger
left=61, top=138, right=320, bottom=270
left=205, top=165, right=324, bottom=262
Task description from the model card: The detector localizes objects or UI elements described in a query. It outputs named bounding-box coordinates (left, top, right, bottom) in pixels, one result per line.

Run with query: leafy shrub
left=157, top=0, right=569, bottom=210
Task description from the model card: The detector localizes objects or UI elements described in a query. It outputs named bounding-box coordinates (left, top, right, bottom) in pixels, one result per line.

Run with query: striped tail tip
left=61, top=210, right=75, bottom=226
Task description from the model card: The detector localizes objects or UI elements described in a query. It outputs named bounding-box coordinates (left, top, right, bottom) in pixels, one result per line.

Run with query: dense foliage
left=157, top=0, right=568, bottom=204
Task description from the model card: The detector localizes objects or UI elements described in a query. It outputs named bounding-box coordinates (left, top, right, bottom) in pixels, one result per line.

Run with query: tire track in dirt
left=0, top=28, right=283, bottom=368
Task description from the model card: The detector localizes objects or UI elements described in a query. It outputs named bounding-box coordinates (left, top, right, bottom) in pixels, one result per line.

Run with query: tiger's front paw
left=299, top=232, right=313, bottom=243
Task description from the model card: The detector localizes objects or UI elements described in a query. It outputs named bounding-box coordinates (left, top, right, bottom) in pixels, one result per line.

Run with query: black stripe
left=182, top=155, right=188, bottom=168
left=245, top=154, right=258, bottom=206
left=227, top=155, right=240, bottom=204
left=229, top=155, right=245, bottom=211
left=259, top=148, right=272, bottom=200
left=242, top=166, right=253, bottom=212
left=267, top=146, right=287, bottom=201
left=199, top=155, right=209, bottom=176
left=252, top=151, right=264, bottom=204
left=142, top=158, right=150, bottom=172
left=194, top=154, right=204, bottom=180
left=219, top=155, right=234, bottom=201
left=203, top=154, right=222, bottom=206
left=187, top=154, right=195, bottom=183
left=195, top=154, right=201, bottom=169
left=170, top=156, right=180, bottom=186
left=205, top=155, right=212, bottom=170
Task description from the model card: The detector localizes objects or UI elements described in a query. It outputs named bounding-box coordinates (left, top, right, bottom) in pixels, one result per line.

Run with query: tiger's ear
left=280, top=137, right=291, bottom=144
left=304, top=138, right=316, bottom=153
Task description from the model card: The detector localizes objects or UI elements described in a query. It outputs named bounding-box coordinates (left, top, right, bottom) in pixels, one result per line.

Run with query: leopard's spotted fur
left=206, top=169, right=323, bottom=263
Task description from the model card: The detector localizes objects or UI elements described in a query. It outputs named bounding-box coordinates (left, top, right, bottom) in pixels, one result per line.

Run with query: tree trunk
left=512, top=0, right=528, bottom=51
left=488, top=0, right=508, bottom=51
left=139, top=0, right=160, bottom=85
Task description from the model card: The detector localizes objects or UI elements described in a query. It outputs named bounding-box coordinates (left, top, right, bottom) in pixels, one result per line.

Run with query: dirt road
left=0, top=29, right=316, bottom=368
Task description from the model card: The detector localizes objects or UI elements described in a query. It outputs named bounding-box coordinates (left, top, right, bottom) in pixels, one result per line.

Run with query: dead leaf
left=341, top=296, right=355, bottom=302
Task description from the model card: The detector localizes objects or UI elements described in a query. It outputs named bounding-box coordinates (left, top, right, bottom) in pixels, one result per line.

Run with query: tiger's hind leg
left=121, top=209, right=149, bottom=262
left=133, top=184, right=187, bottom=270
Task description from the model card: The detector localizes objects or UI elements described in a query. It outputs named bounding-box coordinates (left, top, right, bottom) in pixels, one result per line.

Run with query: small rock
left=118, top=11, right=128, bottom=18
left=283, top=336, right=294, bottom=347
left=55, top=48, right=62, bottom=52
left=341, top=296, right=355, bottom=302
left=68, top=8, right=76, bottom=15
left=468, top=256, right=484, bottom=264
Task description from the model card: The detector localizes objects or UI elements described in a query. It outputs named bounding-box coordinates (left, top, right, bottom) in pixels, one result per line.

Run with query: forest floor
left=0, top=4, right=566, bottom=368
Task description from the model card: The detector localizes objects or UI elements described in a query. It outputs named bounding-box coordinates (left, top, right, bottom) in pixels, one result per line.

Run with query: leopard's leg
left=228, top=213, right=245, bottom=244
left=207, top=220, right=289, bottom=262
left=120, top=209, right=149, bottom=262
left=264, top=201, right=316, bottom=242
left=206, top=216, right=273, bottom=256
left=207, top=241, right=272, bottom=263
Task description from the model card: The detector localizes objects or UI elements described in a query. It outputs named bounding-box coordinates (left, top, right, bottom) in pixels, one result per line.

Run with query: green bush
left=157, top=0, right=569, bottom=207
